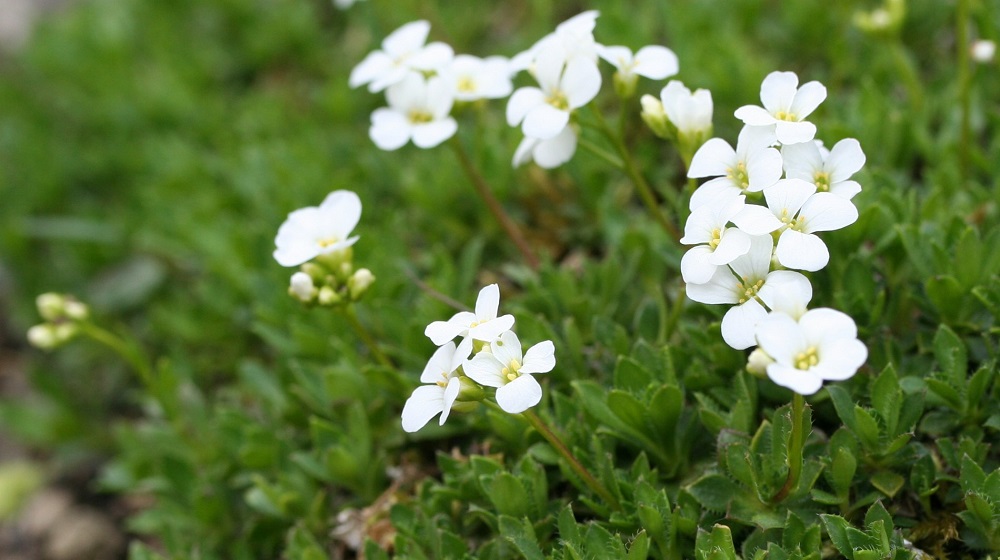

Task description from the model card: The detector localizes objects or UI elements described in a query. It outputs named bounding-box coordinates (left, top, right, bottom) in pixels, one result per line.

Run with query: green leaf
left=870, top=471, right=905, bottom=498
left=695, top=524, right=738, bottom=560
left=871, top=364, right=900, bottom=435
left=853, top=406, right=881, bottom=449
left=686, top=474, right=738, bottom=512
left=614, top=356, right=653, bottom=393
left=488, top=473, right=531, bottom=518
left=926, top=379, right=963, bottom=410
left=821, top=514, right=854, bottom=559
left=627, top=531, right=651, bottom=560
left=498, top=515, right=545, bottom=560
left=960, top=454, right=987, bottom=492
left=830, top=446, right=857, bottom=498
left=926, top=275, right=965, bottom=322
left=646, top=384, right=683, bottom=436
left=608, top=390, right=648, bottom=433
left=828, top=386, right=858, bottom=434
left=864, top=502, right=893, bottom=531
left=933, top=325, right=967, bottom=384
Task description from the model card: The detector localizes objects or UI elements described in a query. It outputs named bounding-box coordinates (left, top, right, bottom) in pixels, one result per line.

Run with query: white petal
left=475, top=284, right=501, bottom=319
left=681, top=203, right=720, bottom=245
left=688, top=138, right=736, bottom=178
left=369, top=109, right=411, bottom=151
left=349, top=51, right=392, bottom=88
left=385, top=72, right=425, bottom=111
left=490, top=330, right=523, bottom=369
left=721, top=299, right=768, bottom=350
left=728, top=234, right=773, bottom=280
left=469, top=315, right=516, bottom=342
left=533, top=45, right=567, bottom=91
left=826, top=138, right=866, bottom=183
left=766, top=363, right=823, bottom=395
left=496, top=375, right=543, bottom=413
left=686, top=265, right=740, bottom=305
left=798, top=193, right=858, bottom=233
left=523, top=104, right=570, bottom=140
left=513, top=136, right=540, bottom=167
left=412, top=118, right=457, bottom=148
left=763, top=178, right=816, bottom=218
left=680, top=245, right=719, bottom=285
left=789, top=80, right=827, bottom=119
left=774, top=120, right=816, bottom=145
left=506, top=87, right=546, bottom=127
left=734, top=106, right=776, bottom=127
left=708, top=227, right=751, bottom=265
left=320, top=190, right=363, bottom=241
left=425, top=76, right=456, bottom=118
left=520, top=341, right=556, bottom=374
left=755, top=312, right=805, bottom=365
left=408, top=42, right=454, bottom=71
left=829, top=180, right=862, bottom=200
left=775, top=230, right=829, bottom=271
left=438, top=377, right=461, bottom=425
left=813, top=339, right=867, bottom=381
left=799, top=307, right=857, bottom=344
left=273, top=244, right=320, bottom=268
left=736, top=124, right=778, bottom=155
left=532, top=126, right=578, bottom=168
left=464, top=353, right=506, bottom=388
left=452, top=337, right=474, bottom=369
left=562, top=57, right=602, bottom=108
left=382, top=20, right=430, bottom=57
left=689, top=178, right=743, bottom=211
left=632, top=45, right=678, bottom=79
left=424, top=312, right=476, bottom=345
left=744, top=147, right=783, bottom=192
left=759, top=71, right=798, bottom=113
left=758, top=270, right=812, bottom=316
left=596, top=44, right=632, bottom=70
left=732, top=204, right=783, bottom=235
left=401, top=385, right=445, bottom=432
left=781, top=141, right=823, bottom=181
left=420, top=342, right=458, bottom=383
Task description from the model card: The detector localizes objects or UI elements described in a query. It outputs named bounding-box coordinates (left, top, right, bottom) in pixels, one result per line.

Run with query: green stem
left=771, top=393, right=805, bottom=503
left=521, top=409, right=623, bottom=511
left=344, top=305, right=394, bottom=370
left=956, top=0, right=972, bottom=187
left=663, top=281, right=686, bottom=341
left=449, top=137, right=541, bottom=270
left=590, top=107, right=681, bottom=240
left=578, top=138, right=624, bottom=169
left=889, top=41, right=925, bottom=112
left=79, top=323, right=154, bottom=389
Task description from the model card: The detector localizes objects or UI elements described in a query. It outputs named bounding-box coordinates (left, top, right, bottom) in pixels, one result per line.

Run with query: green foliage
left=1, top=0, right=999, bottom=559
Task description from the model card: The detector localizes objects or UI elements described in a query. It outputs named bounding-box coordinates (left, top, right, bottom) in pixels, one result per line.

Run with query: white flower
left=687, top=125, right=782, bottom=210
left=441, top=55, right=513, bottom=101
left=369, top=73, right=457, bottom=150
left=971, top=39, right=996, bottom=63
left=289, top=272, right=316, bottom=302
left=745, top=178, right=859, bottom=272
left=509, top=11, right=600, bottom=73
left=679, top=194, right=778, bottom=284
left=512, top=125, right=578, bottom=169
left=755, top=308, right=867, bottom=395
left=349, top=20, right=454, bottom=93
left=687, top=234, right=813, bottom=349
left=401, top=342, right=462, bottom=432
left=782, top=138, right=866, bottom=199
left=424, top=284, right=516, bottom=362
left=273, top=190, right=361, bottom=267
left=464, top=331, right=555, bottom=413
left=734, top=71, right=827, bottom=145
left=596, top=44, right=679, bottom=81
left=660, top=80, right=713, bottom=140
left=507, top=47, right=601, bottom=140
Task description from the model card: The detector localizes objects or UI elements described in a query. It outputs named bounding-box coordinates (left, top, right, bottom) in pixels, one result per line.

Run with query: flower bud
left=640, top=94, right=672, bottom=139
left=289, top=272, right=317, bottom=302
left=456, top=376, right=485, bottom=402
left=63, top=299, right=89, bottom=321
left=27, top=323, right=77, bottom=350
left=318, top=285, right=341, bottom=306
left=613, top=71, right=639, bottom=99
left=746, top=348, right=774, bottom=378
left=36, top=293, right=65, bottom=322
left=348, top=268, right=376, bottom=300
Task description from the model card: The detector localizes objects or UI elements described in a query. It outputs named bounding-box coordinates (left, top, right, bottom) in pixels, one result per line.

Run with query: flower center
left=778, top=208, right=807, bottom=232
left=709, top=228, right=722, bottom=249
left=546, top=90, right=570, bottom=111
left=814, top=171, right=831, bottom=192
left=775, top=110, right=798, bottom=122
left=735, top=278, right=765, bottom=304
left=435, top=371, right=450, bottom=388
left=502, top=359, right=522, bottom=382
left=317, top=236, right=340, bottom=248
left=726, top=161, right=750, bottom=190
left=408, top=110, right=434, bottom=124
left=457, top=76, right=476, bottom=93
left=794, top=347, right=819, bottom=370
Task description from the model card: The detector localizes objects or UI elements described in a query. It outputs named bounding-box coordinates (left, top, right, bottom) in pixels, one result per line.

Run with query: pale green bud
left=613, top=71, right=639, bottom=99
left=27, top=323, right=78, bottom=350
left=289, top=272, right=317, bottom=303
left=63, top=300, right=89, bottom=321
left=36, top=293, right=65, bottom=322
left=347, top=268, right=375, bottom=300
left=747, top=348, right=774, bottom=378
left=317, top=286, right=341, bottom=306
left=456, top=376, right=485, bottom=402
left=640, top=94, right=672, bottom=139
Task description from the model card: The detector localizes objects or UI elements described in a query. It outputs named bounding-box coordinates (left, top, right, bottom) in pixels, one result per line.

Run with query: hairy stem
left=771, top=393, right=806, bottom=503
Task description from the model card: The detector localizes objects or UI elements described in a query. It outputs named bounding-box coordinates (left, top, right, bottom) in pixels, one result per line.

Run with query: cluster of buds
left=273, top=190, right=376, bottom=307
left=26, top=293, right=89, bottom=350
left=641, top=80, right=713, bottom=164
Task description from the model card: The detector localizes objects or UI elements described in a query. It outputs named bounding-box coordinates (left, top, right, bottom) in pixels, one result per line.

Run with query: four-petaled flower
left=735, top=71, right=827, bottom=145
left=401, top=342, right=463, bottom=432
left=273, top=190, right=362, bottom=267
left=507, top=47, right=601, bottom=141
left=369, top=73, right=457, bottom=150
left=596, top=44, right=679, bottom=81
left=424, top=283, right=516, bottom=361
left=687, top=125, right=782, bottom=210
left=349, top=20, right=453, bottom=93
left=464, top=330, right=556, bottom=413
left=782, top=138, right=866, bottom=199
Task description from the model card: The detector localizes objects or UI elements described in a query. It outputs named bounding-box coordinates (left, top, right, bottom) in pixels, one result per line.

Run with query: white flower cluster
left=683, top=71, right=868, bottom=395
left=402, top=284, right=556, bottom=432
left=351, top=13, right=681, bottom=169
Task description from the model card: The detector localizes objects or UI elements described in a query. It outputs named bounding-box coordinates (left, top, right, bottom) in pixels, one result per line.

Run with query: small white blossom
left=424, top=284, right=516, bottom=362
left=509, top=11, right=600, bottom=73
left=273, top=190, right=362, bottom=267
left=679, top=194, right=780, bottom=284
left=401, top=342, right=462, bottom=432
left=464, top=331, right=555, bottom=414
left=687, top=125, right=782, bottom=210
left=369, top=73, right=457, bottom=150
left=747, top=348, right=775, bottom=376
left=687, top=235, right=813, bottom=350
left=660, top=80, right=713, bottom=140
left=289, top=272, right=316, bottom=302
left=782, top=138, right=866, bottom=199
left=596, top=44, right=678, bottom=81
left=512, top=125, right=578, bottom=169
left=441, top=55, right=513, bottom=101
left=507, top=47, right=601, bottom=140
left=971, top=40, right=996, bottom=63
left=349, top=20, right=454, bottom=93
left=735, top=71, right=827, bottom=145
left=755, top=308, right=867, bottom=395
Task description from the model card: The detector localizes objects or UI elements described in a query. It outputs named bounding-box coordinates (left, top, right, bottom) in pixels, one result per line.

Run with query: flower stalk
left=449, top=137, right=541, bottom=270
left=771, top=392, right=805, bottom=503
left=79, top=323, right=155, bottom=390
left=521, top=409, right=623, bottom=512
left=345, top=305, right=395, bottom=370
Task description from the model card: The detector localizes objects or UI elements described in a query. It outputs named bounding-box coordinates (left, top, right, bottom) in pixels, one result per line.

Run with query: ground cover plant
left=0, top=0, right=999, bottom=558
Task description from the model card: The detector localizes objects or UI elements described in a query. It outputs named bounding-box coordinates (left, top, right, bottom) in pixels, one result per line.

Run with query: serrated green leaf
left=557, top=504, right=581, bottom=546
left=489, top=473, right=531, bottom=518
left=821, top=514, right=853, bottom=559
left=926, top=275, right=966, bottom=322
left=864, top=501, right=893, bottom=530
left=960, top=454, right=987, bottom=492
left=627, top=531, right=650, bottom=560
left=695, top=524, right=737, bottom=560
left=608, top=390, right=648, bottom=432
left=933, top=325, right=968, bottom=383
left=926, top=378, right=963, bottom=410
left=499, top=515, right=545, bottom=560
left=614, top=356, right=653, bottom=393
left=647, top=384, right=683, bottom=436
left=687, top=474, right=738, bottom=512
left=871, top=471, right=905, bottom=498
left=871, top=364, right=900, bottom=435
left=828, top=386, right=859, bottom=434
left=830, top=446, right=857, bottom=497
left=853, top=407, right=881, bottom=449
